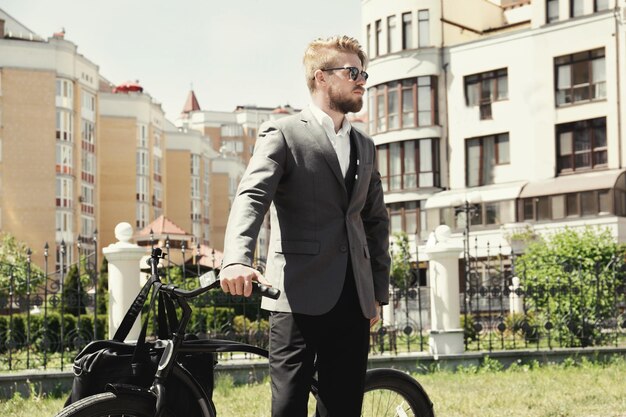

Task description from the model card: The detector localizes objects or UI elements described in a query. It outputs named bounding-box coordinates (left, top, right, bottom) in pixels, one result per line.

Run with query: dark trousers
left=269, top=266, right=370, bottom=417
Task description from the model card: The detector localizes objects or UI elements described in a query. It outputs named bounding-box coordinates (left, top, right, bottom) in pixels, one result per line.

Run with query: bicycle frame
left=105, top=248, right=279, bottom=417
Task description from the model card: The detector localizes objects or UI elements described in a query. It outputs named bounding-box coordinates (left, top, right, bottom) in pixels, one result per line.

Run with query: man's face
left=326, top=52, right=366, bottom=114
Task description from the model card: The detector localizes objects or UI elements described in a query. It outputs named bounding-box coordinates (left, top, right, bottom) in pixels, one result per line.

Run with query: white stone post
left=424, top=225, right=465, bottom=355
left=102, top=222, right=147, bottom=340
left=509, top=276, right=524, bottom=315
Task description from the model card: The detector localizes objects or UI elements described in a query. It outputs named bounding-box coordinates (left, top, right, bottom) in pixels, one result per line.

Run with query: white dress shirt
left=309, top=103, right=352, bottom=178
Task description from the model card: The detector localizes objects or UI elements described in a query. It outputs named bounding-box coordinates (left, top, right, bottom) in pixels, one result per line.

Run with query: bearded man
left=220, top=35, right=390, bottom=417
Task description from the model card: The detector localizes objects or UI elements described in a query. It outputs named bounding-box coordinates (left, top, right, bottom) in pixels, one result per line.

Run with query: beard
left=328, top=84, right=364, bottom=114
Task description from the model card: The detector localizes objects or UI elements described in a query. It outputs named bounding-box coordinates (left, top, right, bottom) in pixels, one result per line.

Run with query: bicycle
left=55, top=248, right=434, bottom=417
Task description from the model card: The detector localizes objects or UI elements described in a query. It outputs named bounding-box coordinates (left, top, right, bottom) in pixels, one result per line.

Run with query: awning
left=424, top=181, right=527, bottom=209
left=519, top=169, right=626, bottom=199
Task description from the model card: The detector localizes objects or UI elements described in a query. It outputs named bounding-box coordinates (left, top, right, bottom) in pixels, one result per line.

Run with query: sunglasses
left=320, top=66, right=369, bottom=81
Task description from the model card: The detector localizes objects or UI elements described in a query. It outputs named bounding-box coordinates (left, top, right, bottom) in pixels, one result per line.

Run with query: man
left=220, top=35, right=390, bottom=417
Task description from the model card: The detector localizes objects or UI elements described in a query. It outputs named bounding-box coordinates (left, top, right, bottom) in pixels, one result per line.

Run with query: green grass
left=4, top=356, right=626, bottom=417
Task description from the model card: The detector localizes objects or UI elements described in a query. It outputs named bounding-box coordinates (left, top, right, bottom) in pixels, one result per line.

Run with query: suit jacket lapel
left=348, top=128, right=364, bottom=207
left=300, top=108, right=346, bottom=191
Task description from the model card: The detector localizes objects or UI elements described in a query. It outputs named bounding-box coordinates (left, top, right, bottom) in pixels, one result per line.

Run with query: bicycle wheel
left=54, top=392, right=200, bottom=417
left=361, top=368, right=434, bottom=417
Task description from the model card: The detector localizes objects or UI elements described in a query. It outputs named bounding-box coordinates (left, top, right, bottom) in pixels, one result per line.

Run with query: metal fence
left=1, top=235, right=626, bottom=372
left=460, top=238, right=626, bottom=352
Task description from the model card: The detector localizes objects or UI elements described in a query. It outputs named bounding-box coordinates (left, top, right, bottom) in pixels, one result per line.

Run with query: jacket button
left=340, top=245, right=348, bottom=252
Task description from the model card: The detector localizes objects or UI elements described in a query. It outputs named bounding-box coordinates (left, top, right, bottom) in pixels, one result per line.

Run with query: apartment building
left=165, top=119, right=218, bottom=247
left=362, top=0, right=626, bottom=263
left=98, top=81, right=167, bottom=249
left=0, top=10, right=99, bottom=268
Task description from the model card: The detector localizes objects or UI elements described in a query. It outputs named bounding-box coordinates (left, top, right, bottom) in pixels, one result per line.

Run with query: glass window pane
left=497, top=74, right=508, bottom=100
left=405, top=209, right=417, bottom=234
left=559, top=131, right=573, bottom=156
left=466, top=139, right=481, bottom=187
left=537, top=197, right=551, bottom=220
left=552, top=195, right=565, bottom=219
left=391, top=213, right=402, bottom=233
left=566, top=194, right=579, bottom=216
left=390, top=142, right=401, bottom=190
left=497, top=134, right=510, bottom=164
left=599, top=190, right=611, bottom=213
left=523, top=199, right=534, bottom=220
left=581, top=191, right=597, bottom=215
left=485, top=203, right=498, bottom=224
left=418, top=10, right=430, bottom=47
left=420, top=139, right=433, bottom=172
left=595, top=0, right=610, bottom=11
left=402, top=86, right=415, bottom=128
left=571, top=0, right=584, bottom=16
left=402, top=12, right=413, bottom=49
left=404, top=141, right=416, bottom=189
left=388, top=89, right=399, bottom=130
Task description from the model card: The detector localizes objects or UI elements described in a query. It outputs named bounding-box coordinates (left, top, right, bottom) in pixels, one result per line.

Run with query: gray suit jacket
left=222, top=108, right=390, bottom=319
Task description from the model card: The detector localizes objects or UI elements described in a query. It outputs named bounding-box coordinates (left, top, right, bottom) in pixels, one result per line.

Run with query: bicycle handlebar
left=159, top=279, right=281, bottom=300
left=148, top=248, right=280, bottom=300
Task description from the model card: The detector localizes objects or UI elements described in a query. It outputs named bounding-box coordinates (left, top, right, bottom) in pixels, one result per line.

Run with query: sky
left=1, top=0, right=363, bottom=119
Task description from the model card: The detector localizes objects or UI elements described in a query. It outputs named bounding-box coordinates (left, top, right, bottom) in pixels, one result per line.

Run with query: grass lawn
left=3, top=356, right=626, bottom=417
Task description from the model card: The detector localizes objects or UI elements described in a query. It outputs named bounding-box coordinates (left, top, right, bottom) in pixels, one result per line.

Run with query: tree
left=514, top=227, right=625, bottom=347
left=390, top=232, right=412, bottom=291
left=63, top=264, right=88, bottom=316
left=0, top=233, right=43, bottom=297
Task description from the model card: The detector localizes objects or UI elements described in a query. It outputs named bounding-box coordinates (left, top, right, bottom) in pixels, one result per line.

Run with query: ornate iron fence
left=461, top=237, right=626, bottom=351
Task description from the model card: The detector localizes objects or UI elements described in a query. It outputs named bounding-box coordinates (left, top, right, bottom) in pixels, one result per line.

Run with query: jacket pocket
left=275, top=240, right=320, bottom=255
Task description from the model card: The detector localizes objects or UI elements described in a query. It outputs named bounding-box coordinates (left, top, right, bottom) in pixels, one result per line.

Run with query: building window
left=136, top=176, right=148, bottom=202
left=55, top=177, right=73, bottom=208
left=366, top=24, right=372, bottom=58
left=136, top=203, right=149, bottom=229
left=556, top=117, right=607, bottom=173
left=55, top=211, right=73, bottom=233
left=138, top=124, right=148, bottom=148
left=81, top=215, right=95, bottom=237
left=428, top=200, right=515, bottom=232
left=56, top=143, right=73, bottom=175
left=377, top=138, right=440, bottom=192
left=136, top=150, right=149, bottom=176
left=375, top=20, right=382, bottom=57
left=81, top=151, right=95, bottom=183
left=80, top=184, right=94, bottom=215
left=418, top=10, right=430, bottom=47
left=547, top=0, right=559, bottom=22
left=387, top=15, right=399, bottom=53
left=466, top=133, right=510, bottom=187
left=519, top=189, right=612, bottom=222
left=464, top=69, right=508, bottom=120
left=555, top=48, right=605, bottom=106
left=153, top=155, right=162, bottom=183
left=81, top=91, right=96, bottom=112
left=570, top=0, right=584, bottom=16
left=368, top=76, right=437, bottom=134
left=55, top=79, right=73, bottom=100
left=81, top=120, right=95, bottom=148
left=56, top=110, right=73, bottom=141
left=594, top=0, right=610, bottom=11
left=388, top=201, right=421, bottom=234
left=191, top=154, right=201, bottom=175
left=402, top=12, right=413, bottom=50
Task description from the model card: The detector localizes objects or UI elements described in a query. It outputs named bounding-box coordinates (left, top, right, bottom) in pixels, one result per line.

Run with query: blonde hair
left=303, top=35, right=368, bottom=93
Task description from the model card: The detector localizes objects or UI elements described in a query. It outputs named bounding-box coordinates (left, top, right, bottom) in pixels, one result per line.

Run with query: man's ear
left=313, top=69, right=326, bottom=88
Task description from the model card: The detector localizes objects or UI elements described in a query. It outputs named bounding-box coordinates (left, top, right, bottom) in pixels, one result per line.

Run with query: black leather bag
left=65, top=275, right=215, bottom=414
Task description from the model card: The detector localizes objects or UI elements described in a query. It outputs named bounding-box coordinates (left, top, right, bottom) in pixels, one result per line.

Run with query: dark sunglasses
left=321, top=66, right=368, bottom=81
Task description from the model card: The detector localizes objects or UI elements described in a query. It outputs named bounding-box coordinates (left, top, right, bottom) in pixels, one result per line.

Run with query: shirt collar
left=309, top=103, right=352, bottom=137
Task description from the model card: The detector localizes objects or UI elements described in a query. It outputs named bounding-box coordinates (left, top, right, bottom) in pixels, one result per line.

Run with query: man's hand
left=219, top=264, right=271, bottom=297
left=370, top=304, right=381, bottom=327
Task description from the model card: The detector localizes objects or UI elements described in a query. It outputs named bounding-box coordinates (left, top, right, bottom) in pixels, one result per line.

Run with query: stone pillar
left=424, top=225, right=464, bottom=355
left=509, top=276, right=524, bottom=315
left=102, top=222, right=147, bottom=340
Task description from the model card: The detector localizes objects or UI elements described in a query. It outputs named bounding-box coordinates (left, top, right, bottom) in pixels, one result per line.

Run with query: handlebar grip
left=253, top=282, right=281, bottom=300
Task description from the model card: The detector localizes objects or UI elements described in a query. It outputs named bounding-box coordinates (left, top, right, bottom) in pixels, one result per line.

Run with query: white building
left=362, top=0, right=626, bottom=270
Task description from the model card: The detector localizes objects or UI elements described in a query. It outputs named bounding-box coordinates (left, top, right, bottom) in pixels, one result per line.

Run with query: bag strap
left=131, top=279, right=162, bottom=365
left=112, top=274, right=157, bottom=342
